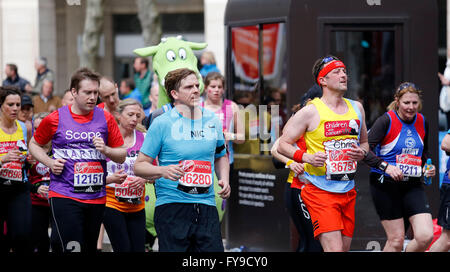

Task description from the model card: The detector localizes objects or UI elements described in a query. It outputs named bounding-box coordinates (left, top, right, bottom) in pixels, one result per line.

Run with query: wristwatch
left=378, top=161, right=388, bottom=172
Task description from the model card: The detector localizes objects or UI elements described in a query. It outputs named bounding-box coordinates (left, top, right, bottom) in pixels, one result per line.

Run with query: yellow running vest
left=304, top=98, right=362, bottom=193
left=0, top=120, right=27, bottom=183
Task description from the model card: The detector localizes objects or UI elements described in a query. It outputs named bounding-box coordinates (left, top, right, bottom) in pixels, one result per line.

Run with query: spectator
left=119, top=78, right=142, bottom=102
left=33, top=57, right=54, bottom=96
left=61, top=89, right=74, bottom=106
left=32, top=80, right=62, bottom=114
left=2, top=64, right=32, bottom=93
left=133, top=57, right=152, bottom=109
left=200, top=51, right=220, bottom=78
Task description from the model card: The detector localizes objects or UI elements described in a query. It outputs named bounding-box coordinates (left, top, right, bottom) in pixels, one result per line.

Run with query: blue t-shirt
left=140, top=107, right=226, bottom=207
left=121, top=88, right=142, bottom=104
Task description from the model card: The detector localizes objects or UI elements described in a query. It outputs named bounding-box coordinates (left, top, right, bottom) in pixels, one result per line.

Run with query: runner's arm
left=214, top=154, right=230, bottom=199
left=277, top=105, right=311, bottom=161
left=29, top=137, right=60, bottom=171
left=134, top=152, right=184, bottom=181
left=101, top=144, right=127, bottom=164
left=347, top=101, right=370, bottom=161
left=271, top=138, right=290, bottom=164
left=357, top=101, right=369, bottom=153
left=363, top=113, right=390, bottom=168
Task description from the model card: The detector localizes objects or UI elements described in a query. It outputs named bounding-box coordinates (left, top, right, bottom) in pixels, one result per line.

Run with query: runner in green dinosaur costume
left=134, top=36, right=207, bottom=108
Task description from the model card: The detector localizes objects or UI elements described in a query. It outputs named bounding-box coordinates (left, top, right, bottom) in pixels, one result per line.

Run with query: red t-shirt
left=34, top=105, right=124, bottom=204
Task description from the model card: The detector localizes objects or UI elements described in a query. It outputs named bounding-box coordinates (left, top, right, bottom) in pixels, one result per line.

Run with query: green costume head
left=134, top=36, right=207, bottom=108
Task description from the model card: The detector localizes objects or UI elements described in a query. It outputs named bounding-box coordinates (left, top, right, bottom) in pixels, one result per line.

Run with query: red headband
left=316, top=60, right=346, bottom=85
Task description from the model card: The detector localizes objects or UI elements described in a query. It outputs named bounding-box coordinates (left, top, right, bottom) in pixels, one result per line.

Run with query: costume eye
left=166, top=50, right=176, bottom=62
left=179, top=48, right=187, bottom=60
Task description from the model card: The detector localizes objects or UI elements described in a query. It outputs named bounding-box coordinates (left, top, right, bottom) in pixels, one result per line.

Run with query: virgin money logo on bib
left=36, top=162, right=50, bottom=176
left=181, top=160, right=195, bottom=172
left=329, top=149, right=345, bottom=161
left=324, top=119, right=360, bottom=137
left=74, top=162, right=103, bottom=174
left=180, top=160, right=211, bottom=173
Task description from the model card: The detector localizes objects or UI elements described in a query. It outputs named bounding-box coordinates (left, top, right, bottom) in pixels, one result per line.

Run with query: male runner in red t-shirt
left=29, top=68, right=126, bottom=253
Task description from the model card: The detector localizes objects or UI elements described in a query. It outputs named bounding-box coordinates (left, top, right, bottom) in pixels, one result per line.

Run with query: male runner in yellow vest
left=278, top=55, right=369, bottom=252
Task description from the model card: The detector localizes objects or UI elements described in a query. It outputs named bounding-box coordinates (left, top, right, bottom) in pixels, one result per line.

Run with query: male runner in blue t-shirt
left=134, top=68, right=230, bottom=252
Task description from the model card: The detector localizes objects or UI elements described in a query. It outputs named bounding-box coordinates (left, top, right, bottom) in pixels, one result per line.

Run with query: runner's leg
left=405, top=213, right=433, bottom=252
left=381, top=218, right=405, bottom=252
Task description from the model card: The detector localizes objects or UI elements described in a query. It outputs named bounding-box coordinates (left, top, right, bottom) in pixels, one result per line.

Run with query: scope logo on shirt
left=65, top=130, right=101, bottom=141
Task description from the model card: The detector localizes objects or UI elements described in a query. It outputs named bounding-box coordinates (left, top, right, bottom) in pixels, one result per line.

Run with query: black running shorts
left=369, top=172, right=431, bottom=221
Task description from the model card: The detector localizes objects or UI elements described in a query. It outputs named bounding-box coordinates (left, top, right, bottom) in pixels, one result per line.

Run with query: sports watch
left=378, top=161, right=388, bottom=172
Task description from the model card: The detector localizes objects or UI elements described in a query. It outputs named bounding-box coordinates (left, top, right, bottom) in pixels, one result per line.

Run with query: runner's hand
left=385, top=164, right=403, bottom=181
left=127, top=176, right=147, bottom=189
left=110, top=169, right=127, bottom=184
left=288, top=162, right=304, bottom=175
left=2, top=149, right=23, bottom=163
left=37, top=185, right=49, bottom=199
left=162, top=164, right=185, bottom=181
left=218, top=179, right=231, bottom=199
left=348, top=144, right=366, bottom=161
left=50, top=158, right=66, bottom=175
left=303, top=151, right=327, bottom=167
left=423, top=164, right=436, bottom=177
left=92, top=136, right=106, bottom=153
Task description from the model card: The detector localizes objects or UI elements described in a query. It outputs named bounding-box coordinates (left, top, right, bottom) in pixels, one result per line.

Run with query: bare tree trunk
left=80, top=0, right=104, bottom=70
left=136, top=0, right=161, bottom=46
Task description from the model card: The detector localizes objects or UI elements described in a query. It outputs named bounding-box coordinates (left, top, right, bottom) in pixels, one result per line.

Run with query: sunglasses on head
left=320, top=56, right=335, bottom=65
left=397, top=82, right=417, bottom=92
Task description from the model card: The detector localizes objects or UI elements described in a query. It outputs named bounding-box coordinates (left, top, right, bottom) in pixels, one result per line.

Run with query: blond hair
left=387, top=82, right=423, bottom=111
left=117, top=98, right=146, bottom=133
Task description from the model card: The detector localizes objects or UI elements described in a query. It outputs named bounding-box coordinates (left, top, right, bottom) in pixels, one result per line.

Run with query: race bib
left=324, top=139, right=358, bottom=181
left=0, top=162, right=23, bottom=182
left=177, top=160, right=212, bottom=194
left=396, top=154, right=422, bottom=178
left=73, top=162, right=104, bottom=193
left=114, top=176, right=144, bottom=204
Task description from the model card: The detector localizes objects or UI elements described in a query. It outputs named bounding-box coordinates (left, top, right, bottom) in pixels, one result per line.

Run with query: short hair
left=36, top=57, right=47, bottom=67
left=164, top=68, right=197, bottom=103
left=121, top=78, right=135, bottom=90
left=136, top=57, right=149, bottom=68
left=0, top=86, right=21, bottom=107
left=69, top=67, right=101, bottom=92
left=33, top=112, right=50, bottom=122
left=204, top=72, right=225, bottom=89
left=312, top=55, right=341, bottom=85
left=6, top=63, right=18, bottom=75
